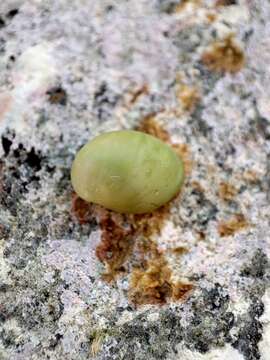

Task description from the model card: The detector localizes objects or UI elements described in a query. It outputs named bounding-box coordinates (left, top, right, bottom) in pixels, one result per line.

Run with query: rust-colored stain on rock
left=129, top=84, right=149, bottom=105
left=95, top=205, right=170, bottom=281
left=218, top=182, right=237, bottom=201
left=172, top=143, right=192, bottom=176
left=171, top=246, right=189, bottom=255
left=95, top=210, right=135, bottom=281
left=72, top=196, right=135, bottom=280
left=215, top=0, right=237, bottom=6
left=72, top=193, right=94, bottom=224
left=136, top=114, right=170, bottom=143
left=72, top=195, right=171, bottom=283
left=129, top=240, right=192, bottom=306
left=218, top=213, right=248, bottom=237
left=177, top=84, right=201, bottom=112
left=132, top=204, right=170, bottom=237
left=201, top=35, right=245, bottom=73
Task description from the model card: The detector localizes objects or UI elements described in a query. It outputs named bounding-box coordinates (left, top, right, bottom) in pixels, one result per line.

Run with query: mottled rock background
left=0, top=1, right=270, bottom=359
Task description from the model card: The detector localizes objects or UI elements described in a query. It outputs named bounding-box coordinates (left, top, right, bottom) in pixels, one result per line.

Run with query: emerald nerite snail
left=71, top=130, right=184, bottom=214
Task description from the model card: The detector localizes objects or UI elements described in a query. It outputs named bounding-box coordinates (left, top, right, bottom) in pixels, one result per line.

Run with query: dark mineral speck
left=0, top=17, right=5, bottom=28
left=1, top=135, right=13, bottom=156
left=241, top=249, right=269, bottom=279
left=6, top=9, right=19, bottom=19
left=47, top=87, right=67, bottom=106
left=232, top=297, right=264, bottom=360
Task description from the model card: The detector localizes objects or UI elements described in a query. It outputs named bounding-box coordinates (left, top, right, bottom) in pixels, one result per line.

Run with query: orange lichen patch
left=175, top=0, right=202, bottom=13
left=218, top=213, right=248, bottom=237
left=218, top=182, right=237, bottom=201
left=177, top=85, right=200, bottom=112
left=71, top=193, right=94, bottom=224
left=129, top=241, right=193, bottom=306
left=216, top=0, right=237, bottom=6
left=129, top=84, right=149, bottom=105
left=172, top=143, right=192, bottom=175
left=201, top=35, right=245, bottom=73
left=136, top=114, right=170, bottom=143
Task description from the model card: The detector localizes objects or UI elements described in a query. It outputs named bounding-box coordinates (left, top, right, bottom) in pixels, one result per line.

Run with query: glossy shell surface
left=71, top=130, right=184, bottom=214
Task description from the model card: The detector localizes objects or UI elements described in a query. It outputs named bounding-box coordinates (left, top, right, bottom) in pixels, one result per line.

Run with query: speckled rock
left=0, top=1, right=270, bottom=360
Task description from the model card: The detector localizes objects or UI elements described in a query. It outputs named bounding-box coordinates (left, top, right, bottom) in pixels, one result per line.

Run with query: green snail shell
left=71, top=130, right=184, bottom=214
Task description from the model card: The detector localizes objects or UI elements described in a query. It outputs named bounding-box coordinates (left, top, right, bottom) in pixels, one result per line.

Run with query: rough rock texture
left=0, top=0, right=270, bottom=359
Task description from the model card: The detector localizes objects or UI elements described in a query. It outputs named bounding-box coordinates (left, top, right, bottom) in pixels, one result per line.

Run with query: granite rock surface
left=0, top=1, right=270, bottom=359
